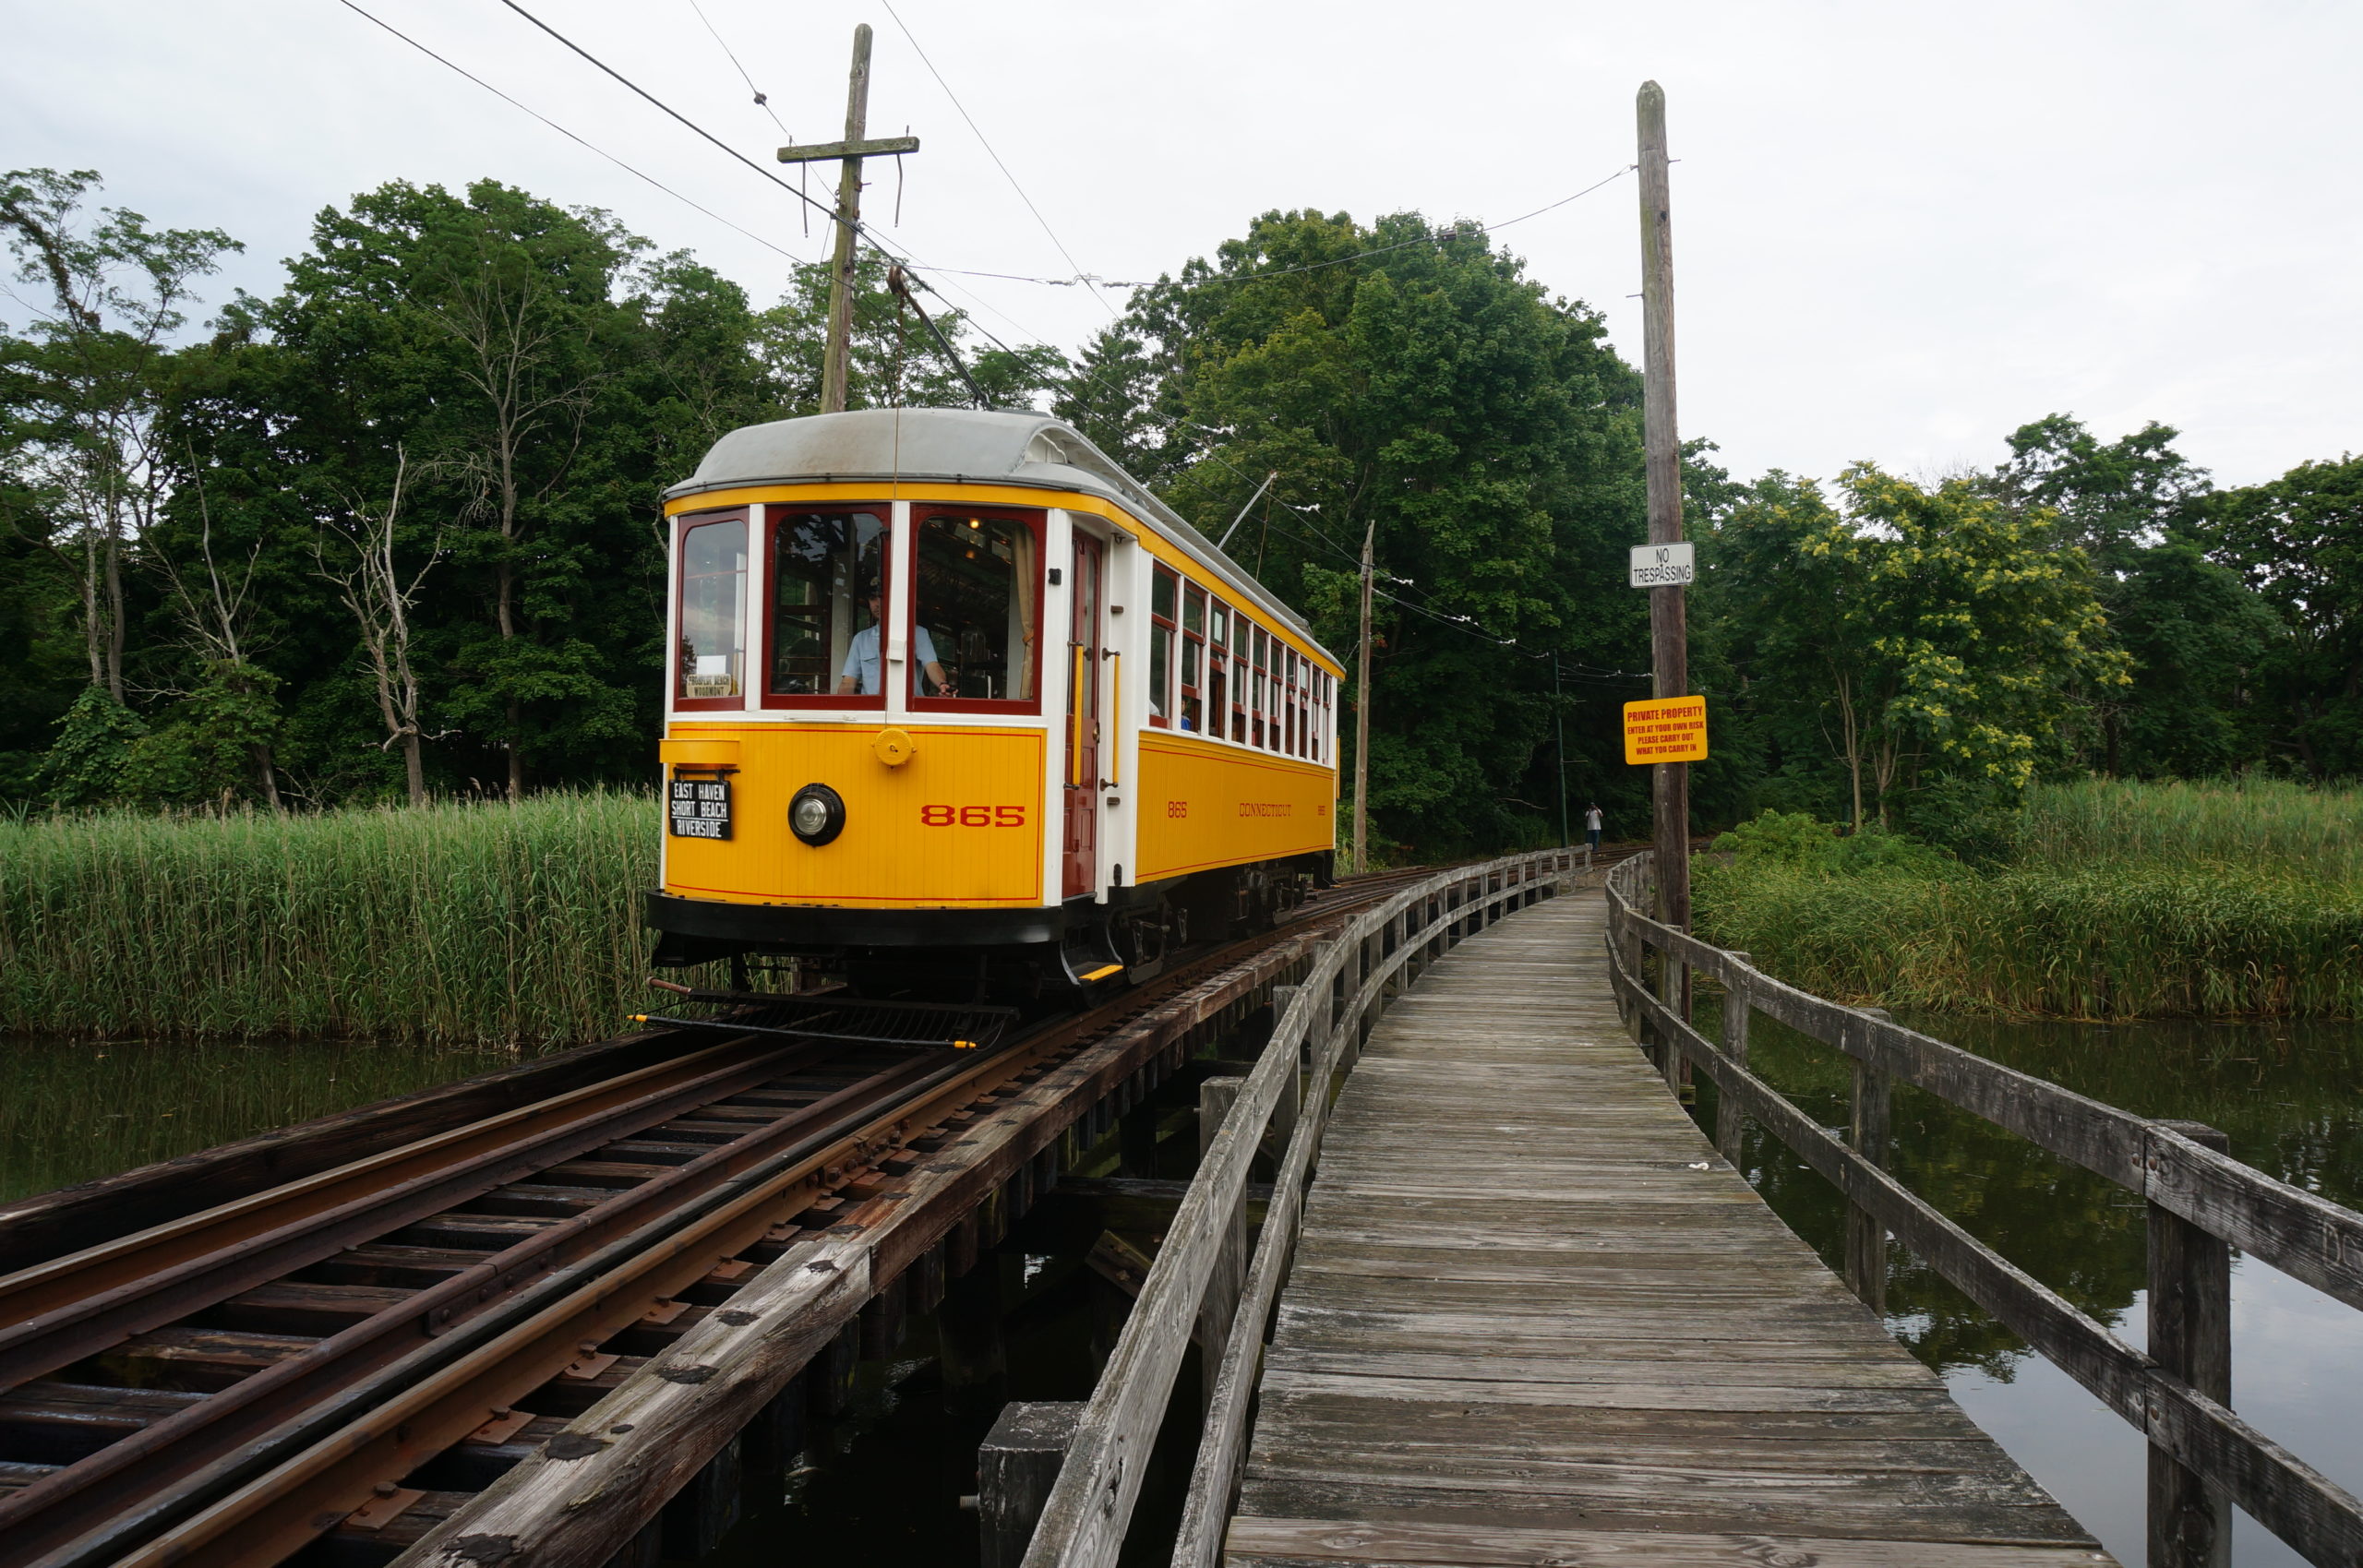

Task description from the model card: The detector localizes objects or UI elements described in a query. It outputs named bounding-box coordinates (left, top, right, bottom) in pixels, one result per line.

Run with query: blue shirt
left=842, top=623, right=938, bottom=695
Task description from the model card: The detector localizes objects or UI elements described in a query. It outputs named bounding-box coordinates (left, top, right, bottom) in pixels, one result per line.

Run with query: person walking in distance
left=1584, top=802, right=1605, bottom=853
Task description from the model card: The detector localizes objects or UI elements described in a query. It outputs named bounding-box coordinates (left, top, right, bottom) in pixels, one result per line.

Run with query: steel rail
left=0, top=1035, right=811, bottom=1388
left=0, top=1042, right=936, bottom=1565
left=42, top=873, right=1418, bottom=1568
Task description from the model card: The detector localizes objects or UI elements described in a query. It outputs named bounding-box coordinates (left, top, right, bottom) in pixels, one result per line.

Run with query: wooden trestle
left=1222, top=891, right=2114, bottom=1567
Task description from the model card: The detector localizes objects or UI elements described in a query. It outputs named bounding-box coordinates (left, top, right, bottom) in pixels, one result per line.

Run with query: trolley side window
left=1250, top=625, right=1268, bottom=748
left=911, top=509, right=1043, bottom=709
left=1207, top=600, right=1230, bottom=745
left=769, top=509, right=888, bottom=701
left=1283, top=650, right=1299, bottom=756
left=1181, top=583, right=1206, bottom=734
left=1294, top=647, right=1313, bottom=755
left=677, top=511, right=748, bottom=705
left=1147, top=568, right=1176, bottom=728
left=1241, top=620, right=1257, bottom=746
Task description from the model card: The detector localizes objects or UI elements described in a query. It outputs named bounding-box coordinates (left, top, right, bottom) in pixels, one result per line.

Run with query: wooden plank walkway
left=1225, top=888, right=2116, bottom=1568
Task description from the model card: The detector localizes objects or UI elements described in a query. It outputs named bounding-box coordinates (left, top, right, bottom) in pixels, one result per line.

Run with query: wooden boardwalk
left=1223, top=888, right=2115, bottom=1568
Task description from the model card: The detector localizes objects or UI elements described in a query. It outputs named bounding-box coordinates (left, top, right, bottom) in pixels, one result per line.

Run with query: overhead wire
left=897, top=164, right=1637, bottom=295
left=681, top=0, right=791, bottom=138
left=477, top=0, right=1073, bottom=369
left=878, top=1, right=1121, bottom=319
left=1195, top=471, right=1643, bottom=676
left=334, top=0, right=814, bottom=265
left=489, top=0, right=902, bottom=257
left=677, top=0, right=812, bottom=234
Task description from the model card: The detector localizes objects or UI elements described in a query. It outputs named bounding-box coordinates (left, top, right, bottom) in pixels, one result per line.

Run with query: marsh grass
left=1697, top=780, right=2363, bottom=1019
left=0, top=792, right=670, bottom=1047
left=2018, top=778, right=2363, bottom=882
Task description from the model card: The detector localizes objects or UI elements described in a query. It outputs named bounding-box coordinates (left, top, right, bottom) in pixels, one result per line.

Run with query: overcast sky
left=6, top=0, right=2357, bottom=490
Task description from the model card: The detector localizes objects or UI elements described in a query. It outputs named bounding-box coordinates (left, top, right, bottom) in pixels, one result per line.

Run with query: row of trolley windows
left=1148, top=567, right=1331, bottom=761
left=676, top=505, right=1328, bottom=753
left=677, top=506, right=1041, bottom=710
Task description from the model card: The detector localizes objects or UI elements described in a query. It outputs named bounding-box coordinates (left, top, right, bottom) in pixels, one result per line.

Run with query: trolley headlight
left=788, top=783, right=846, bottom=846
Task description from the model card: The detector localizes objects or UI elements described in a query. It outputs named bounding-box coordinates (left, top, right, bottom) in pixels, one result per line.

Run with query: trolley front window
left=911, top=508, right=1043, bottom=711
left=767, top=509, right=889, bottom=707
left=677, top=511, right=748, bottom=707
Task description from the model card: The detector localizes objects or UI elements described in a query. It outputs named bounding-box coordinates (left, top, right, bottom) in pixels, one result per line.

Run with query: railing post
left=1329, top=968, right=1353, bottom=1071
left=1844, top=1008, right=1892, bottom=1312
left=1266, top=985, right=1303, bottom=1160
left=1657, top=949, right=1686, bottom=1093
left=1715, top=954, right=1751, bottom=1167
left=2148, top=1120, right=2232, bottom=1568
left=1196, top=1077, right=1248, bottom=1404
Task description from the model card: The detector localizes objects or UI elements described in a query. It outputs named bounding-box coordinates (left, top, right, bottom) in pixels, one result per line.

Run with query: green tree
left=187, top=180, right=734, bottom=800
left=2105, top=533, right=2279, bottom=776
left=1986, top=413, right=2277, bottom=777
left=31, top=683, right=146, bottom=806
left=1054, top=323, right=1190, bottom=485
left=2207, top=454, right=2363, bottom=777
left=1714, top=464, right=2128, bottom=836
left=755, top=254, right=1062, bottom=414
left=1068, top=209, right=1650, bottom=856
left=0, top=168, right=238, bottom=703
left=0, top=379, right=80, bottom=796
left=1992, top=413, right=2210, bottom=560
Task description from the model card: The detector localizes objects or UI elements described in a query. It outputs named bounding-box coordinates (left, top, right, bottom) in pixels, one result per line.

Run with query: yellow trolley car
left=647, top=409, right=1342, bottom=997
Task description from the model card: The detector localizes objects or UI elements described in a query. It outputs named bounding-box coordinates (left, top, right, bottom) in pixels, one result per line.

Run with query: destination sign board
left=668, top=775, right=734, bottom=839
left=1623, top=697, right=1709, bottom=765
left=1628, top=542, right=1695, bottom=588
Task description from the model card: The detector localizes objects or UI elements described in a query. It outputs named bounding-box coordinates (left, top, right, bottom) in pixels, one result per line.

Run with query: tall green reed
left=1695, top=856, right=2363, bottom=1019
left=0, top=792, right=669, bottom=1047
left=1697, top=779, right=2363, bottom=1018
left=2017, top=778, right=2363, bottom=884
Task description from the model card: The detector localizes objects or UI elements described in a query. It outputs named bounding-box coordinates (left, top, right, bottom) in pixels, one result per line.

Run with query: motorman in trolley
left=836, top=583, right=949, bottom=697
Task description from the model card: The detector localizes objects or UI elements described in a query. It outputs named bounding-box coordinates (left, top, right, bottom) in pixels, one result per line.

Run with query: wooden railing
left=1015, top=849, right=1590, bottom=1568
left=1604, top=852, right=2363, bottom=1568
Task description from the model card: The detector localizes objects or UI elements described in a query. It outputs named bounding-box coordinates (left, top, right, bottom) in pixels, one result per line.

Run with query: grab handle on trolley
left=1107, top=652, right=1121, bottom=787
left=1067, top=642, right=1086, bottom=789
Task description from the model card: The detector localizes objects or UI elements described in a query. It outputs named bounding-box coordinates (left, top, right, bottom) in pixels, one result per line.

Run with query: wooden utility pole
left=778, top=25, right=919, bottom=414
left=1637, top=80, right=1690, bottom=938
left=1351, top=518, right=1376, bottom=875
left=1552, top=653, right=1570, bottom=849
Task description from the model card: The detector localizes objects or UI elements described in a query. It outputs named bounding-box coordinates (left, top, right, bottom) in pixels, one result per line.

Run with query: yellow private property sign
left=1623, top=696, right=1709, bottom=764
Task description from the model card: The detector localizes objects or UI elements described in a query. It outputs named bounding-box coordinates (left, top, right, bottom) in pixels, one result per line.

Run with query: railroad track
left=0, top=866, right=1456, bottom=1568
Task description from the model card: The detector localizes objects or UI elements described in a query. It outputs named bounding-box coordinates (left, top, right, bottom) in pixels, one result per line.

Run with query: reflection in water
left=0, top=1036, right=522, bottom=1203
left=1690, top=1003, right=2363, bottom=1568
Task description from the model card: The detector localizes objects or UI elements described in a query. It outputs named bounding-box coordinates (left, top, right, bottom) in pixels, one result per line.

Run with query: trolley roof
left=666, top=408, right=1327, bottom=653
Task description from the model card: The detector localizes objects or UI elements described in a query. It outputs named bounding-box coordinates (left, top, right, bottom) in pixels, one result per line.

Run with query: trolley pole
left=1350, top=517, right=1375, bottom=875
left=1637, top=80, right=1691, bottom=939
left=778, top=25, right=919, bottom=414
